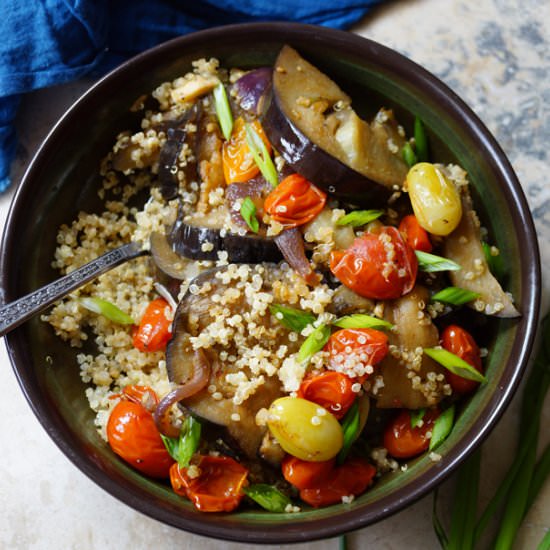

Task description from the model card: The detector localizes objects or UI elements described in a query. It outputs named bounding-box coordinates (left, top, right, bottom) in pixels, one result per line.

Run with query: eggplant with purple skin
left=168, top=205, right=282, bottom=263
left=261, top=45, right=408, bottom=205
left=165, top=266, right=299, bottom=459
left=157, top=104, right=201, bottom=200
left=233, top=67, right=272, bottom=115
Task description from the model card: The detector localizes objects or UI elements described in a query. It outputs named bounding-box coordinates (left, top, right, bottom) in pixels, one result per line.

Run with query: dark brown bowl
left=0, top=23, right=540, bottom=543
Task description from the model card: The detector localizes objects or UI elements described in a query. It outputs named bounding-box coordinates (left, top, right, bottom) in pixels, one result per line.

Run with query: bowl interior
left=1, top=23, right=540, bottom=542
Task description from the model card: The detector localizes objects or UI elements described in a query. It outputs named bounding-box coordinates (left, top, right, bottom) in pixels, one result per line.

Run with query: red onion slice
left=154, top=349, right=211, bottom=438
left=274, top=228, right=320, bottom=286
left=233, top=68, right=272, bottom=115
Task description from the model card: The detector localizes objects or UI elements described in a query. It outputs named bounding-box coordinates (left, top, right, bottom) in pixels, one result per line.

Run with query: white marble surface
left=1, top=0, right=549, bottom=548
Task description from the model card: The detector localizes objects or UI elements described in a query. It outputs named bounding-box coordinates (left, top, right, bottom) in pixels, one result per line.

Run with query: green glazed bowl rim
left=1, top=22, right=541, bottom=543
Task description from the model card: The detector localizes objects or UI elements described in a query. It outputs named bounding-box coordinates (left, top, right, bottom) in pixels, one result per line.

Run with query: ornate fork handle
left=0, top=242, right=147, bottom=337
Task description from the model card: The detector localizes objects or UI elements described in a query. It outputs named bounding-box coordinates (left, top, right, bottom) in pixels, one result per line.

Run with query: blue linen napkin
left=0, top=0, right=382, bottom=193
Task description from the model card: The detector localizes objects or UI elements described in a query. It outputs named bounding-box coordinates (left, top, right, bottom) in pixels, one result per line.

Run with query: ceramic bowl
left=0, top=23, right=540, bottom=543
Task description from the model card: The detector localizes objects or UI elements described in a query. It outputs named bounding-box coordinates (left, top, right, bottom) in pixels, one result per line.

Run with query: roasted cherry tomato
left=398, top=214, right=432, bottom=253
left=222, top=117, right=270, bottom=184
left=299, top=457, right=376, bottom=507
left=170, top=455, right=248, bottom=512
left=264, top=174, right=327, bottom=227
left=383, top=408, right=440, bottom=459
left=329, top=227, right=418, bottom=300
left=133, top=298, right=172, bottom=352
left=441, top=324, right=483, bottom=394
left=281, top=455, right=335, bottom=490
left=297, top=371, right=355, bottom=420
left=107, top=399, right=174, bottom=478
left=325, top=328, right=389, bottom=376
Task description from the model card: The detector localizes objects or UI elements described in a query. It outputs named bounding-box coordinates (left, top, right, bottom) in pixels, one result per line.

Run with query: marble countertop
left=1, top=0, right=549, bottom=548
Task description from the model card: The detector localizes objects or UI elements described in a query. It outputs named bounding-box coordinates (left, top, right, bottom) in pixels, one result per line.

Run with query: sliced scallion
left=213, top=83, right=233, bottom=141
left=482, top=241, right=504, bottom=280
left=414, top=116, right=429, bottom=162
left=402, top=142, right=418, bottom=167
left=424, top=348, right=486, bottom=383
left=79, top=297, right=134, bottom=325
left=410, top=408, right=426, bottom=429
left=336, top=209, right=383, bottom=227
left=337, top=399, right=360, bottom=465
left=333, top=313, right=393, bottom=331
left=298, top=324, right=331, bottom=362
left=269, top=304, right=315, bottom=333
left=429, top=404, right=455, bottom=451
left=161, top=416, right=201, bottom=468
left=242, top=484, right=292, bottom=512
left=240, top=196, right=259, bottom=233
left=431, top=286, right=480, bottom=306
left=245, top=123, right=278, bottom=187
left=415, top=250, right=461, bottom=273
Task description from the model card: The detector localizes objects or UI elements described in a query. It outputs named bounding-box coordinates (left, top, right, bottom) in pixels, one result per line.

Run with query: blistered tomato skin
left=398, top=214, right=433, bottom=253
left=329, top=227, right=417, bottom=300
left=264, top=174, right=327, bottom=227
left=281, top=455, right=335, bottom=490
left=406, top=162, right=462, bottom=236
left=170, top=456, right=248, bottom=512
left=441, top=325, right=483, bottom=394
left=267, top=397, right=343, bottom=461
left=107, top=400, right=174, bottom=478
left=133, top=298, right=172, bottom=352
left=383, top=408, right=440, bottom=459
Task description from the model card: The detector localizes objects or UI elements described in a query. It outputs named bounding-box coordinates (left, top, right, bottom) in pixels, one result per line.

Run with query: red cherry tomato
left=264, top=174, right=327, bottom=227
left=133, top=298, right=172, bottom=352
left=383, top=408, right=440, bottom=459
left=329, top=227, right=418, bottom=300
left=297, top=371, right=355, bottom=420
left=398, top=214, right=433, bottom=253
left=281, top=455, right=336, bottom=490
left=170, top=455, right=248, bottom=512
left=299, top=457, right=376, bottom=508
left=107, top=400, right=174, bottom=478
left=441, top=324, right=483, bottom=394
left=325, top=328, right=389, bottom=377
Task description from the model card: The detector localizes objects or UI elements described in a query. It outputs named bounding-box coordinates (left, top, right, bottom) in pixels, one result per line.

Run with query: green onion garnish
left=240, top=196, right=259, bottom=233
left=429, top=404, right=455, bottom=451
left=410, top=408, right=426, bottom=429
left=337, top=399, right=361, bottom=465
left=161, top=416, right=201, bottom=468
left=269, top=304, right=315, bottom=333
left=431, top=286, right=480, bottom=306
left=242, top=484, right=292, bottom=512
left=414, top=116, right=429, bottom=162
left=298, top=324, right=331, bottom=362
left=402, top=142, right=417, bottom=167
left=333, top=313, right=393, bottom=331
left=415, top=250, right=461, bottom=273
left=336, top=209, right=384, bottom=227
left=424, top=348, right=486, bottom=383
left=245, top=123, right=278, bottom=187
left=79, top=297, right=134, bottom=325
left=213, top=83, right=233, bottom=141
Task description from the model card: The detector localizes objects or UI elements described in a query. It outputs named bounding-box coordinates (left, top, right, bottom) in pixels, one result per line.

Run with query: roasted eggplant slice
left=443, top=190, right=519, bottom=318
left=158, top=104, right=200, bottom=200
left=372, top=286, right=447, bottom=409
left=233, top=68, right=272, bottom=115
left=261, top=46, right=408, bottom=204
left=166, top=266, right=301, bottom=459
left=168, top=206, right=282, bottom=263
